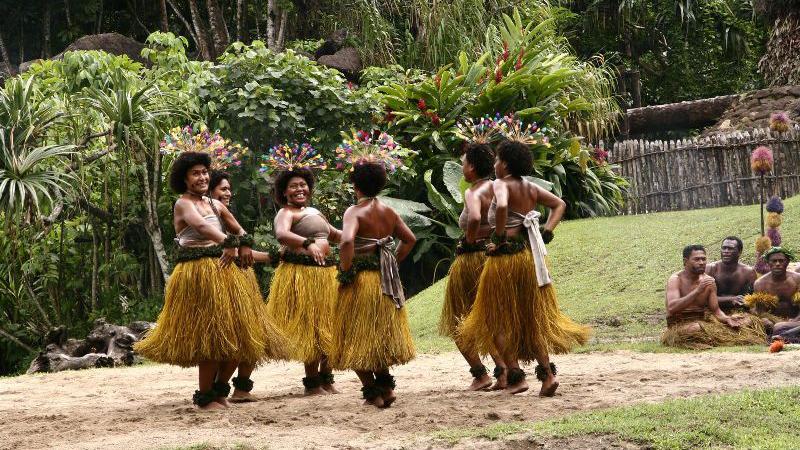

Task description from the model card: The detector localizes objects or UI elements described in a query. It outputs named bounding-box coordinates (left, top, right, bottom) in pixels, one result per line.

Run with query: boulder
left=317, top=47, right=362, bottom=81
left=19, top=33, right=147, bottom=73
left=314, top=29, right=348, bottom=60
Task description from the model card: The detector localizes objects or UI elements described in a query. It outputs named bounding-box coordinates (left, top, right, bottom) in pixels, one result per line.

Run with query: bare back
left=350, top=199, right=400, bottom=242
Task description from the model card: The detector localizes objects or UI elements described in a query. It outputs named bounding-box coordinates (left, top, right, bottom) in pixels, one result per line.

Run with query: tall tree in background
left=756, top=1, right=800, bottom=86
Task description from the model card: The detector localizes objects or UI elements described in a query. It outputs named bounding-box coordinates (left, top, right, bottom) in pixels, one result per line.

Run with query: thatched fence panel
left=610, top=126, right=800, bottom=214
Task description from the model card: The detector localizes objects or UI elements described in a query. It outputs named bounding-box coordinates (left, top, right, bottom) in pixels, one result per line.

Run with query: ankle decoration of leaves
left=469, top=365, right=489, bottom=379
left=212, top=381, right=231, bottom=398
left=361, top=385, right=383, bottom=400
left=374, top=373, right=396, bottom=389
left=302, top=375, right=322, bottom=389
left=231, top=376, right=254, bottom=392
left=321, top=372, right=335, bottom=385
left=493, top=366, right=505, bottom=378
left=507, top=368, right=526, bottom=385
left=192, top=389, right=217, bottom=407
left=535, top=363, right=557, bottom=382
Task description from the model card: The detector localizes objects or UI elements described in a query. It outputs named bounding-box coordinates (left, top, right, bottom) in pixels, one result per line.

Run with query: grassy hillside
left=406, top=195, right=800, bottom=351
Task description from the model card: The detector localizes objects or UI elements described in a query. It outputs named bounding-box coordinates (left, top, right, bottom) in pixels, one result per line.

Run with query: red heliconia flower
left=347, top=82, right=355, bottom=90
left=502, top=41, right=510, bottom=61
left=431, top=114, right=441, bottom=126
left=751, top=145, right=774, bottom=176
left=495, top=66, right=503, bottom=83
left=515, top=49, right=524, bottom=71
left=417, top=99, right=427, bottom=111
left=434, top=74, right=441, bottom=88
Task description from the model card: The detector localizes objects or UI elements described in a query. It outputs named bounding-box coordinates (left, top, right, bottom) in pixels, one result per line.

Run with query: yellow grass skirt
left=457, top=250, right=590, bottom=362
left=328, top=270, right=416, bottom=371
left=264, top=262, right=337, bottom=363
left=660, top=313, right=766, bottom=349
left=134, top=257, right=287, bottom=367
left=439, top=251, right=486, bottom=338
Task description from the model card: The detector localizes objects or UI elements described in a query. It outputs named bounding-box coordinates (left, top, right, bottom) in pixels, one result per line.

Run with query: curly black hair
left=683, top=244, right=706, bottom=259
left=208, top=170, right=231, bottom=195
left=273, top=168, right=315, bottom=206
left=169, top=151, right=211, bottom=194
left=350, top=161, right=387, bottom=197
left=464, top=142, right=494, bottom=178
left=496, top=139, right=533, bottom=177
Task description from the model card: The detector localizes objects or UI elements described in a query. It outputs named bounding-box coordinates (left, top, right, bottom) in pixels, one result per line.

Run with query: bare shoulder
left=705, top=261, right=718, bottom=274
left=789, top=271, right=800, bottom=284
left=668, top=271, right=682, bottom=282
left=754, top=273, right=770, bottom=289
left=741, top=263, right=757, bottom=275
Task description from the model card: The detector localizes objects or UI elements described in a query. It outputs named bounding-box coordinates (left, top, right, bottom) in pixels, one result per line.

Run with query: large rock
left=317, top=47, right=362, bottom=81
left=19, top=32, right=147, bottom=73
left=314, top=29, right=348, bottom=60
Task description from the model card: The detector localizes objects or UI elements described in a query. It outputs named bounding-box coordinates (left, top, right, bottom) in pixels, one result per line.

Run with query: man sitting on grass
left=705, top=236, right=756, bottom=313
left=662, top=244, right=765, bottom=349
left=749, top=247, right=800, bottom=343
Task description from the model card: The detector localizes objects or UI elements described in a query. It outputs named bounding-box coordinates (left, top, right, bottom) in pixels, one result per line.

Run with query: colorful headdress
left=259, top=143, right=326, bottom=174
left=334, top=130, right=411, bottom=173
left=498, top=115, right=550, bottom=147
left=764, top=246, right=796, bottom=262
left=160, top=125, right=248, bottom=170
left=455, top=114, right=504, bottom=144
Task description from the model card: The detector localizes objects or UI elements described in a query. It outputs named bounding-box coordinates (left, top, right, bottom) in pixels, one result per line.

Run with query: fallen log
left=626, top=94, right=739, bottom=135
left=27, top=318, right=155, bottom=374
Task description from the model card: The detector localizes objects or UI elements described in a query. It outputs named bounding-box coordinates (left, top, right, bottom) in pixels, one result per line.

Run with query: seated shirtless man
left=753, top=247, right=800, bottom=343
left=705, top=236, right=756, bottom=313
left=662, top=244, right=764, bottom=348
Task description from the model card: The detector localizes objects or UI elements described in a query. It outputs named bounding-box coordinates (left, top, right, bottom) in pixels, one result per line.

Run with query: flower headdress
left=334, top=130, right=411, bottom=173
left=498, top=115, right=550, bottom=147
left=259, top=142, right=327, bottom=174
left=160, top=125, right=248, bottom=171
left=455, top=114, right=504, bottom=144
left=764, top=246, right=796, bottom=262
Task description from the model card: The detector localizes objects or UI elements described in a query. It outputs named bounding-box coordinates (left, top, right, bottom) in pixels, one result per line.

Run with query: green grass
left=432, top=386, right=800, bottom=449
left=407, top=195, right=800, bottom=351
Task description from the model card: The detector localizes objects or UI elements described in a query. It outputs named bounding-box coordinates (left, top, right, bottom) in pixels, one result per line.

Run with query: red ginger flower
left=431, top=114, right=441, bottom=126
left=417, top=99, right=427, bottom=111
left=502, top=41, right=509, bottom=61
left=495, top=67, right=503, bottom=83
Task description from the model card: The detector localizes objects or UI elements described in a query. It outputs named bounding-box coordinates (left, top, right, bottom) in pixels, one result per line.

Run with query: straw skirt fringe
left=439, top=251, right=486, bottom=338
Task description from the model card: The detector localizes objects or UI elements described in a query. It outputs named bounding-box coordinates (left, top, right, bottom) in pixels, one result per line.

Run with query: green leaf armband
left=222, top=234, right=240, bottom=248
left=239, top=234, right=255, bottom=248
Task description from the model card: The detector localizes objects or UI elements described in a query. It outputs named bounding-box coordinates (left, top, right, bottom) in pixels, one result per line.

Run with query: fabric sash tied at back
left=354, top=235, right=405, bottom=308
left=507, top=209, right=552, bottom=287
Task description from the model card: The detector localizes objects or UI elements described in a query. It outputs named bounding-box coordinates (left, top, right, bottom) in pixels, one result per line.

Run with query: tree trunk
left=167, top=0, right=202, bottom=53
left=187, top=0, right=215, bottom=60
left=626, top=94, right=738, bottom=135
left=759, top=13, right=800, bottom=87
left=267, top=0, right=276, bottom=49
left=206, top=0, right=230, bottom=55
left=96, top=0, right=104, bottom=34
left=138, top=162, right=169, bottom=284
left=236, top=0, right=246, bottom=41
left=64, top=0, right=73, bottom=28
left=91, top=221, right=99, bottom=311
left=159, top=0, right=169, bottom=32
left=42, top=0, right=51, bottom=58
left=276, top=10, right=288, bottom=50
left=0, top=31, right=13, bottom=76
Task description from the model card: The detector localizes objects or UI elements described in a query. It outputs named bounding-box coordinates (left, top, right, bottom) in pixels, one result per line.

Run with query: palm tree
left=82, top=70, right=186, bottom=283
left=755, top=1, right=800, bottom=86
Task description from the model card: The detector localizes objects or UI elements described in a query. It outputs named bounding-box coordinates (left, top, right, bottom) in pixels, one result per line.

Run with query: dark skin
left=665, top=250, right=743, bottom=334
left=273, top=176, right=342, bottom=395
left=490, top=156, right=566, bottom=397
left=339, top=189, right=416, bottom=408
left=753, top=253, right=800, bottom=335
left=705, top=239, right=756, bottom=312
left=174, top=164, right=251, bottom=410
left=457, top=153, right=504, bottom=391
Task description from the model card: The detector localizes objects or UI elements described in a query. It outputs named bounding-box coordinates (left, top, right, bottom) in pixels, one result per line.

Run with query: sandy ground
left=1, top=350, right=799, bottom=450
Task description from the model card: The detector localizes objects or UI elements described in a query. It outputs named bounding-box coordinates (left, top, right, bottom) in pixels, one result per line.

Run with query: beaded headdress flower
left=498, top=115, right=550, bottom=147
left=334, top=130, right=410, bottom=173
left=259, top=142, right=327, bottom=174
left=160, top=125, right=248, bottom=170
left=455, top=114, right=504, bottom=144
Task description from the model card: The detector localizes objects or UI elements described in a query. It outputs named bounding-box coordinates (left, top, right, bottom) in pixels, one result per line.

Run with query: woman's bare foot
left=539, top=377, right=559, bottom=397
left=214, top=397, right=231, bottom=407
left=230, top=389, right=256, bottom=402
left=490, top=370, right=507, bottom=391
left=381, top=388, right=396, bottom=407
left=195, top=401, right=226, bottom=411
left=505, top=380, right=529, bottom=395
left=304, top=386, right=328, bottom=396
left=364, top=395, right=385, bottom=408
left=505, top=368, right=528, bottom=395
left=469, top=374, right=493, bottom=391
left=322, top=384, right=340, bottom=394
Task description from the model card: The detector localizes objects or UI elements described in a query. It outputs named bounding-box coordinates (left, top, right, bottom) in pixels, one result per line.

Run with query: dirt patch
left=1, top=350, right=798, bottom=450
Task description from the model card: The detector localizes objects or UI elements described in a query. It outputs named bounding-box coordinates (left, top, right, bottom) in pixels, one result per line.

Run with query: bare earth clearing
left=2, top=350, right=798, bottom=450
